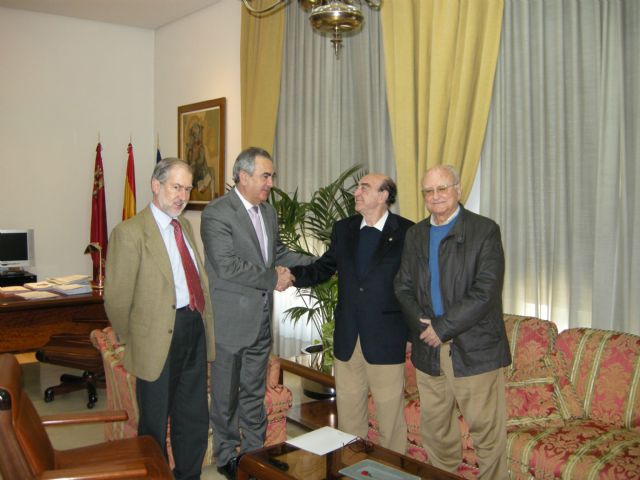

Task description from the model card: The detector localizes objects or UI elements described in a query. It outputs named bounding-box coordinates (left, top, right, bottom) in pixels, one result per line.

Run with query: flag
left=122, top=143, right=136, bottom=220
left=90, top=143, right=108, bottom=282
left=156, top=148, right=162, bottom=164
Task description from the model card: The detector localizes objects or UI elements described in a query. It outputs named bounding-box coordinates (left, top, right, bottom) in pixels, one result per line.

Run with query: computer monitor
left=0, top=229, right=35, bottom=271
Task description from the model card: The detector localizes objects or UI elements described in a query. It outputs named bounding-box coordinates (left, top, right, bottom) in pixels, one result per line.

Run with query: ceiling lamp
left=241, top=0, right=382, bottom=58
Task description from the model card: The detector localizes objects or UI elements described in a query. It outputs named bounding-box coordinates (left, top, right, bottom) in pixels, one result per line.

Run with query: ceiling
left=0, top=0, right=223, bottom=29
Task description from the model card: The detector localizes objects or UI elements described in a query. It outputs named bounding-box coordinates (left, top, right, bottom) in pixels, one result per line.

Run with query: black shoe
left=216, top=456, right=239, bottom=480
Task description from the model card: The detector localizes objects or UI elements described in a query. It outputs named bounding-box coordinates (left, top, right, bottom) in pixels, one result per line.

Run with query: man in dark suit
left=105, top=158, right=215, bottom=480
left=200, top=147, right=314, bottom=479
left=290, top=173, right=414, bottom=453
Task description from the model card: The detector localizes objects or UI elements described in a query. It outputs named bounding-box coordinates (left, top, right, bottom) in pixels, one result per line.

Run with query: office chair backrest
left=0, top=353, right=55, bottom=479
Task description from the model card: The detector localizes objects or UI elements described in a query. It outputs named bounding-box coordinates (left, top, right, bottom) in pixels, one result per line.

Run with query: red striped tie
left=171, top=219, right=205, bottom=315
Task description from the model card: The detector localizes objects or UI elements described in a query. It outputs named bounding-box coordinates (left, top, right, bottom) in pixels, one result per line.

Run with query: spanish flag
left=122, top=143, right=136, bottom=220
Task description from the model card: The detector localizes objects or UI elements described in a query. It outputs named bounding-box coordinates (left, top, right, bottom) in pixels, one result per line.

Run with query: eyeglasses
left=421, top=183, right=458, bottom=197
left=164, top=183, right=193, bottom=194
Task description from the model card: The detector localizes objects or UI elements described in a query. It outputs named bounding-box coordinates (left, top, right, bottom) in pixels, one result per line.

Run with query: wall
left=154, top=0, right=242, bottom=249
left=0, top=0, right=241, bottom=279
left=0, top=7, right=154, bottom=279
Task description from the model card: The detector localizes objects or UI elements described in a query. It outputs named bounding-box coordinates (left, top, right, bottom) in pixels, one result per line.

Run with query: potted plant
left=269, top=165, right=364, bottom=368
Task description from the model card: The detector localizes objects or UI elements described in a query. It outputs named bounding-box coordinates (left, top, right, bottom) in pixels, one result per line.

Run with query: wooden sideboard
left=0, top=291, right=108, bottom=353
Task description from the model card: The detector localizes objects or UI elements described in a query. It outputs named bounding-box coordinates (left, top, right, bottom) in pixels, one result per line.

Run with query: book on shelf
left=14, top=290, right=60, bottom=300
left=24, top=281, right=56, bottom=290
left=50, top=283, right=92, bottom=295
left=47, top=274, right=91, bottom=285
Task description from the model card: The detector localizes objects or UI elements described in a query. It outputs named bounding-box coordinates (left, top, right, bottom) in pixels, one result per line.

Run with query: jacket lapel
left=141, top=207, right=174, bottom=286
left=230, top=189, right=267, bottom=265
left=365, top=213, right=398, bottom=273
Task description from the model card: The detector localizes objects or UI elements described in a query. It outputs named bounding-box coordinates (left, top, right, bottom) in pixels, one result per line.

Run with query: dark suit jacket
left=291, top=212, right=414, bottom=364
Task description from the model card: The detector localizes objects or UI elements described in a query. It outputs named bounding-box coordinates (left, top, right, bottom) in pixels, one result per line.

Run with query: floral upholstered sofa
left=368, top=315, right=640, bottom=479
left=90, top=327, right=292, bottom=467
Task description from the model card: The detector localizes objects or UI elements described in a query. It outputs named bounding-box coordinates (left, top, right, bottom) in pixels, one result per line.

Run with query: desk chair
left=0, top=353, right=173, bottom=479
left=36, top=332, right=106, bottom=409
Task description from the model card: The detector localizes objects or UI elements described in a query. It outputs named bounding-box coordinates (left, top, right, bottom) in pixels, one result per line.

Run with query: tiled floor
left=16, top=354, right=311, bottom=480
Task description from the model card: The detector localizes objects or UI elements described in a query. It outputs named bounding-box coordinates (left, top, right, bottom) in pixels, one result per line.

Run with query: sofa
left=89, top=327, right=293, bottom=467
left=367, top=314, right=640, bottom=479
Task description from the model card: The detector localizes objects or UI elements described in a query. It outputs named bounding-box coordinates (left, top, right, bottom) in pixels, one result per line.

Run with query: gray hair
left=232, top=147, right=272, bottom=184
left=152, top=157, right=193, bottom=183
left=425, top=164, right=461, bottom=185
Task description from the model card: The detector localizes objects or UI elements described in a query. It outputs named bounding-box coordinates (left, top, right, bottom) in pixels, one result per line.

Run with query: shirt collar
left=234, top=187, right=258, bottom=212
left=150, top=202, right=174, bottom=230
left=430, top=206, right=460, bottom=226
left=360, top=210, right=389, bottom=231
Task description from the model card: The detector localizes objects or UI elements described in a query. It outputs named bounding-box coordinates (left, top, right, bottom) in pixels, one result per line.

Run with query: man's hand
left=275, top=266, right=295, bottom=292
left=419, top=318, right=442, bottom=347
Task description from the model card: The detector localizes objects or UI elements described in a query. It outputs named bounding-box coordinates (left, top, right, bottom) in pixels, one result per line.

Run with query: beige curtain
left=381, top=0, right=503, bottom=221
left=240, top=1, right=285, bottom=152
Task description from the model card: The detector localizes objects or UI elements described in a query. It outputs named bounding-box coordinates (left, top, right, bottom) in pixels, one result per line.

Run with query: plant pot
left=300, top=344, right=336, bottom=399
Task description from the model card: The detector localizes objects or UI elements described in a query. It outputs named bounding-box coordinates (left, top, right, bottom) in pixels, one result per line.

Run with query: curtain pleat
left=240, top=1, right=285, bottom=152
left=272, top=3, right=394, bottom=200
left=381, top=0, right=504, bottom=221
left=481, top=0, right=640, bottom=334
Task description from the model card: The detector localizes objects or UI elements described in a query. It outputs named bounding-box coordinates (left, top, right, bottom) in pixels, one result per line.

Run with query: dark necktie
left=171, top=219, right=205, bottom=315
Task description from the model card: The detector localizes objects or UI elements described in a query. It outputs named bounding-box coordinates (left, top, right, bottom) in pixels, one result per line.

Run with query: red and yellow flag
left=122, top=143, right=136, bottom=220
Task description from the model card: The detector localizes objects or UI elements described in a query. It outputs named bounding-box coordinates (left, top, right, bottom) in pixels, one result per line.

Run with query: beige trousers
left=416, top=343, right=507, bottom=480
left=334, top=337, right=407, bottom=454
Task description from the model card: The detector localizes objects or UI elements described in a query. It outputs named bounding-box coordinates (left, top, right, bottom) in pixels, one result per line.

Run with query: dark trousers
left=210, top=305, right=271, bottom=467
left=136, top=308, right=208, bottom=480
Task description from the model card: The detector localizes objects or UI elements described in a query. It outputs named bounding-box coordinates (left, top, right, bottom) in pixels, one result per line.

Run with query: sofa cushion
left=504, top=314, right=558, bottom=379
left=555, top=328, right=640, bottom=431
left=508, top=418, right=640, bottom=479
left=506, top=359, right=584, bottom=428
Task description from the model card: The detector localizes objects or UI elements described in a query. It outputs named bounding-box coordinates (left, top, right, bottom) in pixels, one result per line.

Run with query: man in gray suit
left=105, top=158, right=215, bottom=480
left=201, top=147, right=313, bottom=479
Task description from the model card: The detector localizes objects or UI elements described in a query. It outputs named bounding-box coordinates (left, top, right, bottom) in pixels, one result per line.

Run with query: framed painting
left=178, top=97, right=226, bottom=210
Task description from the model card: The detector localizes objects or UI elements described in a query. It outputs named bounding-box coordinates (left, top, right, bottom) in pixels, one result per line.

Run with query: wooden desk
left=0, top=291, right=107, bottom=353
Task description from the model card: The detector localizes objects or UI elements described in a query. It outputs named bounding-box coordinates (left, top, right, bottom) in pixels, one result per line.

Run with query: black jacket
left=291, top=212, right=414, bottom=364
left=394, top=206, right=511, bottom=377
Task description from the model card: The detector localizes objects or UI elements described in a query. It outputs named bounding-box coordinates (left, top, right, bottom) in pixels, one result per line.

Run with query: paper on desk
left=15, top=290, right=59, bottom=300
left=0, top=286, right=29, bottom=293
left=286, top=426, right=357, bottom=456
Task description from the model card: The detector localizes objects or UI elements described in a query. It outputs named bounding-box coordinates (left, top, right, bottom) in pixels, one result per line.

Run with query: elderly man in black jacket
left=394, top=165, right=511, bottom=479
left=291, top=173, right=414, bottom=454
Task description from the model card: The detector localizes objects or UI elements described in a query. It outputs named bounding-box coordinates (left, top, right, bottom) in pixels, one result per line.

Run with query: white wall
left=154, top=0, right=242, bottom=245
left=0, top=7, right=154, bottom=279
left=0, top=0, right=242, bottom=279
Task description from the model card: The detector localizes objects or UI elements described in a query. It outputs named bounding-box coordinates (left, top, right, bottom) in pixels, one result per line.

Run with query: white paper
left=286, top=426, right=357, bottom=456
left=0, top=286, right=30, bottom=293
left=47, top=274, right=91, bottom=285
left=15, top=290, right=60, bottom=300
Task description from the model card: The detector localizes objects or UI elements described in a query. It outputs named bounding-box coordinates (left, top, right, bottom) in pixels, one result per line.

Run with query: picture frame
left=178, top=97, right=226, bottom=210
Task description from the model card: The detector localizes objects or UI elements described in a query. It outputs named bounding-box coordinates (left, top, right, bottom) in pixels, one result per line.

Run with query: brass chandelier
left=241, top=0, right=382, bottom=57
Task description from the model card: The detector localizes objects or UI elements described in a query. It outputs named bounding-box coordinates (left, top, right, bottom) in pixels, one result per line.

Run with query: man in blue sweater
left=394, top=165, right=511, bottom=479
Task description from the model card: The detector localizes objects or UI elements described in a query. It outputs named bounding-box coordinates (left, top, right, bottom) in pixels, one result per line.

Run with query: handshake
left=275, top=266, right=296, bottom=292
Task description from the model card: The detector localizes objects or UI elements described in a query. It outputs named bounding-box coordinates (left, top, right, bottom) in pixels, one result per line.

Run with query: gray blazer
left=201, top=188, right=313, bottom=346
left=104, top=206, right=215, bottom=381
